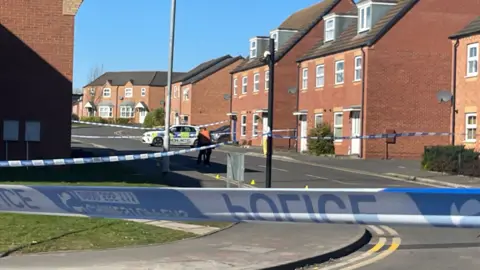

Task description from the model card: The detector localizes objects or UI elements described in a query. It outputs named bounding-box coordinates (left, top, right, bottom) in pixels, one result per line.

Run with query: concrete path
left=0, top=223, right=368, bottom=270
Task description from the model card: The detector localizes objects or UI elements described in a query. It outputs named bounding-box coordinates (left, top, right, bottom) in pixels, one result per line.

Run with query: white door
left=350, top=111, right=361, bottom=155
left=300, top=116, right=308, bottom=152
left=139, top=109, right=147, bottom=124
left=262, top=117, right=268, bottom=136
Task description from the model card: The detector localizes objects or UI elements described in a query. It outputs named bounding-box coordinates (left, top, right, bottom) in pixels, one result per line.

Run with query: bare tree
left=87, top=64, right=104, bottom=104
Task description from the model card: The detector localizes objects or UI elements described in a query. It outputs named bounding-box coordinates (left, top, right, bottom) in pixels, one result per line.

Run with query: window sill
left=353, top=79, right=361, bottom=83
left=334, top=83, right=344, bottom=88
left=463, top=140, right=476, bottom=144
left=465, top=74, right=478, bottom=79
left=334, top=140, right=343, bottom=143
left=253, top=91, right=259, bottom=95
left=314, top=87, right=324, bottom=91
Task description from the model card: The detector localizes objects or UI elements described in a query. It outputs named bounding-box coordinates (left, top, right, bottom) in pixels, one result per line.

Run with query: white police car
left=141, top=125, right=200, bottom=147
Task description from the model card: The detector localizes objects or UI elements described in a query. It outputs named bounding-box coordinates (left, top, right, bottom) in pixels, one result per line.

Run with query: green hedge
left=422, top=145, right=480, bottom=176
left=79, top=116, right=131, bottom=125
left=307, top=123, right=335, bottom=156
left=143, top=108, right=165, bottom=128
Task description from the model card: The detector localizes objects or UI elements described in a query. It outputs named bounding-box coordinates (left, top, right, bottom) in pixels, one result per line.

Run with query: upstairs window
left=302, top=68, right=308, bottom=90
left=233, top=78, right=238, bottom=95
left=359, top=5, right=372, bottom=32
left=242, top=76, right=248, bottom=94
left=467, top=43, right=479, bottom=77
left=253, top=73, right=260, bottom=92
left=325, top=19, right=335, bottom=42
left=183, top=88, right=189, bottom=101
left=250, top=40, right=257, bottom=58
left=141, top=88, right=146, bottom=96
left=102, top=88, right=111, bottom=97
left=173, top=86, right=179, bottom=98
left=354, top=56, right=362, bottom=81
left=265, top=70, right=270, bottom=90
left=335, top=60, right=345, bottom=84
left=124, top=88, right=133, bottom=98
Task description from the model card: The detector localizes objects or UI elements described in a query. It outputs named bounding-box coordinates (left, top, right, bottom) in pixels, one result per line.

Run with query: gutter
left=360, top=47, right=366, bottom=158
left=451, top=39, right=460, bottom=145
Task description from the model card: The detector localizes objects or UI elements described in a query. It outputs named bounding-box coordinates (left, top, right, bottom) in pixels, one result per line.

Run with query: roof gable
left=449, top=16, right=480, bottom=39
left=181, top=56, right=244, bottom=85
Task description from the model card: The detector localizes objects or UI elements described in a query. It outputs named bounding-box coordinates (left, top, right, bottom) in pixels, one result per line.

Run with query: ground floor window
left=252, top=114, right=259, bottom=137
left=241, top=115, right=247, bottom=136
left=120, top=106, right=134, bottom=118
left=465, top=113, right=477, bottom=142
left=333, top=112, right=343, bottom=141
left=98, top=106, right=113, bottom=118
left=314, top=114, right=323, bottom=127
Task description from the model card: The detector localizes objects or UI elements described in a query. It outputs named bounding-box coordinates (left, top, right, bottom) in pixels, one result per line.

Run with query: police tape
left=0, top=143, right=223, bottom=167
left=0, top=186, right=479, bottom=228
left=72, top=120, right=229, bottom=130
left=71, top=135, right=142, bottom=139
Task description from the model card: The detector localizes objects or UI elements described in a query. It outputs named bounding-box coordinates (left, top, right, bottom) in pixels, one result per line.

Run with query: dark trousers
left=197, top=145, right=212, bottom=165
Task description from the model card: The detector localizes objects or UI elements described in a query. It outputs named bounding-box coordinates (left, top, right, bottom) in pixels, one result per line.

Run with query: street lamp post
left=163, top=0, right=177, bottom=173
left=265, top=38, right=275, bottom=188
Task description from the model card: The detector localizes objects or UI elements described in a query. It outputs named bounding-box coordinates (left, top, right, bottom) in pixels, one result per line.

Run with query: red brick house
left=81, top=71, right=185, bottom=124
left=295, top=0, right=480, bottom=159
left=169, top=55, right=243, bottom=126
left=0, top=0, right=83, bottom=160
left=229, top=0, right=355, bottom=148
left=450, top=16, right=480, bottom=150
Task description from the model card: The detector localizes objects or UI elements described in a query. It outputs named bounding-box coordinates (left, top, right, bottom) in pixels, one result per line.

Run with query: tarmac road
left=72, top=126, right=480, bottom=269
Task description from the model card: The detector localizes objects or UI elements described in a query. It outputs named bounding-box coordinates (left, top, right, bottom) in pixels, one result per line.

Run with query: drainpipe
left=295, top=62, right=300, bottom=152
left=451, top=39, right=459, bottom=145
left=115, top=86, right=120, bottom=119
left=360, top=47, right=366, bottom=158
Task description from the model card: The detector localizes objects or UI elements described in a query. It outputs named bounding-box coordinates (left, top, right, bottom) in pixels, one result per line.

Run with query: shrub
left=143, top=108, right=165, bottom=128
left=307, top=123, right=335, bottom=155
left=112, top=118, right=130, bottom=125
left=80, top=116, right=108, bottom=123
left=422, top=145, right=480, bottom=176
left=72, top=113, right=79, bottom=120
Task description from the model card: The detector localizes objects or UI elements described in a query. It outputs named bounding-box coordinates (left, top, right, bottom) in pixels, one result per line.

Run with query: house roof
left=181, top=56, right=244, bottom=85
left=298, top=0, right=418, bottom=62
left=85, top=71, right=186, bottom=87
left=175, top=55, right=233, bottom=83
left=72, top=94, right=82, bottom=104
left=231, top=0, right=341, bottom=74
left=449, top=16, right=480, bottom=39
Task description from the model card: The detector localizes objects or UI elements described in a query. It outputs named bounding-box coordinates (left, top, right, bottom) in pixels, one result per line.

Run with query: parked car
left=142, top=125, right=199, bottom=147
left=210, top=125, right=231, bottom=143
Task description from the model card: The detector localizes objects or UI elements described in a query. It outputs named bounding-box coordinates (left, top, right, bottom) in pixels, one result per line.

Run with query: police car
left=141, top=125, right=200, bottom=147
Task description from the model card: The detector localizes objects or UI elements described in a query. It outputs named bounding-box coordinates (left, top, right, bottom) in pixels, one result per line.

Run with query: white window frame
left=124, top=88, right=133, bottom=98
left=265, top=71, right=270, bottom=90
left=183, top=88, right=190, bottom=101
left=333, top=112, right=343, bottom=142
left=354, top=56, right=362, bottom=81
left=173, top=86, right=179, bottom=98
left=241, top=115, right=247, bottom=136
left=465, top=113, right=477, bottom=142
left=467, top=43, right=479, bottom=77
left=316, top=64, right=324, bottom=88
left=233, top=78, right=238, bottom=95
left=242, top=76, right=248, bottom=94
left=302, top=68, right=308, bottom=90
left=253, top=73, right=260, bottom=92
left=120, top=106, right=134, bottom=118
left=141, top=88, right=146, bottom=96
left=314, top=113, right=323, bottom=127
left=98, top=106, right=112, bottom=118
left=359, top=5, right=372, bottom=32
left=250, top=40, right=257, bottom=58
left=271, top=32, right=278, bottom=51
left=252, top=114, right=259, bottom=137
left=325, top=18, right=335, bottom=42
left=335, top=60, right=345, bottom=85
left=102, top=88, right=111, bottom=97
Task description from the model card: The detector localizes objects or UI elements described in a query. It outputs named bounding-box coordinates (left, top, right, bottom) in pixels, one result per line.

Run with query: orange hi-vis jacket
left=198, top=130, right=211, bottom=144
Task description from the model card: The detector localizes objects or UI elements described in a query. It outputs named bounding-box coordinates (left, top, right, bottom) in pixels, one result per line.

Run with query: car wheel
left=152, top=137, right=163, bottom=147
left=191, top=139, right=198, bottom=148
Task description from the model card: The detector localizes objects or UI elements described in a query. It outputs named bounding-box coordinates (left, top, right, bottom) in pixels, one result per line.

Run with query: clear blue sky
left=73, top=0, right=323, bottom=89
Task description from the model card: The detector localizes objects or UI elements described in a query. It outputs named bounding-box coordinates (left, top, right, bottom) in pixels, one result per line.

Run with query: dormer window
left=325, top=18, right=335, bottom=42
left=250, top=40, right=257, bottom=58
left=359, top=5, right=372, bottom=32
left=270, top=32, right=278, bottom=51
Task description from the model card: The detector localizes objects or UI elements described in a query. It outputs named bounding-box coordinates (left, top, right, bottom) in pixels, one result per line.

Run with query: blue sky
left=73, top=0, right=322, bottom=89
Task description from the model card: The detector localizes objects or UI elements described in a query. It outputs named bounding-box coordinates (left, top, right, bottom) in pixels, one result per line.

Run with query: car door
left=180, top=126, right=197, bottom=145
left=170, top=126, right=182, bottom=145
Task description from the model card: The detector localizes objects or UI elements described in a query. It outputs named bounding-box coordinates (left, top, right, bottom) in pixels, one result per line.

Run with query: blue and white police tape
left=72, top=119, right=229, bottom=130
left=198, top=120, right=229, bottom=127
left=0, top=143, right=223, bottom=167
left=1, top=186, right=480, bottom=228
left=71, top=135, right=142, bottom=139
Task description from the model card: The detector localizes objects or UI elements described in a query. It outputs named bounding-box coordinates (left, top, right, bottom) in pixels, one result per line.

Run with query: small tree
left=143, top=108, right=165, bottom=128
left=307, top=123, right=335, bottom=156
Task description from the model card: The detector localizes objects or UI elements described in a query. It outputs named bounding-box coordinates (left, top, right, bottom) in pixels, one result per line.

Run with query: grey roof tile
left=181, top=56, right=244, bottom=85
left=85, top=71, right=186, bottom=87
left=450, top=16, right=480, bottom=39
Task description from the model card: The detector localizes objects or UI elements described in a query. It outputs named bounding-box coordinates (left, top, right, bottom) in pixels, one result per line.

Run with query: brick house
left=81, top=71, right=185, bottom=124
left=295, top=0, right=480, bottom=159
left=72, top=93, right=83, bottom=116
left=450, top=16, right=480, bottom=150
left=229, top=0, right=355, bottom=148
left=169, top=55, right=243, bottom=126
left=0, top=0, right=83, bottom=160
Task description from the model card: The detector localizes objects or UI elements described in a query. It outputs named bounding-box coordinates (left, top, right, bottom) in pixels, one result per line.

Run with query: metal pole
left=163, top=0, right=176, bottom=173
left=265, top=38, right=275, bottom=188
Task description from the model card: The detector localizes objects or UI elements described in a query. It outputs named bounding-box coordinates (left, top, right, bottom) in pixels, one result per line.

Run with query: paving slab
left=0, top=222, right=368, bottom=270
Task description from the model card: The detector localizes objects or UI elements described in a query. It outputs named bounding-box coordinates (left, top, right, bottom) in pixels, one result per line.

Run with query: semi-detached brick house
left=295, top=0, right=480, bottom=159
left=169, top=55, right=243, bottom=127
left=449, top=16, right=480, bottom=150
left=0, top=0, right=83, bottom=160
left=81, top=71, right=185, bottom=124
left=229, top=0, right=355, bottom=149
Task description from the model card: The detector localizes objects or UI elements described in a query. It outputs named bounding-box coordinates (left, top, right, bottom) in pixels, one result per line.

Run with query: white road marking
left=305, top=174, right=366, bottom=186
left=257, top=164, right=288, bottom=172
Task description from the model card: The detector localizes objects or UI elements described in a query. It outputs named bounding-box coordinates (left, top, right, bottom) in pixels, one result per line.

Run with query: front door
left=138, top=109, right=147, bottom=124
left=300, top=115, right=308, bottom=152
left=262, top=116, right=268, bottom=137
left=350, top=111, right=361, bottom=155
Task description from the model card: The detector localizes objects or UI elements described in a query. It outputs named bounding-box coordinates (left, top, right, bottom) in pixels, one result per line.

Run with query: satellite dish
left=224, top=94, right=231, bottom=100
left=436, top=90, right=452, bottom=103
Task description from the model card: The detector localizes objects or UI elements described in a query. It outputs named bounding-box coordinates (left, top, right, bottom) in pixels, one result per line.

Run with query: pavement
left=56, top=125, right=480, bottom=270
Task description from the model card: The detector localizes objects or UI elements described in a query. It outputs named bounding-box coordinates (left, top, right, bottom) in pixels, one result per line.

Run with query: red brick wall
left=365, top=0, right=480, bottom=159
left=453, top=34, right=480, bottom=150
left=0, top=0, right=74, bottom=160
